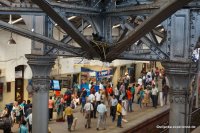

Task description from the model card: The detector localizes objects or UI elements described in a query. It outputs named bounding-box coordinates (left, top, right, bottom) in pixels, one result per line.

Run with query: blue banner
left=96, top=69, right=112, bottom=78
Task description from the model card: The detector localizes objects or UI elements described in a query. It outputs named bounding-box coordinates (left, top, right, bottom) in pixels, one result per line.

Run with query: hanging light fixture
left=8, top=32, right=16, bottom=45
left=8, top=14, right=16, bottom=45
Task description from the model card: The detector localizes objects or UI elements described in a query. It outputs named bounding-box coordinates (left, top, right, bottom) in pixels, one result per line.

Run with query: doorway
left=15, top=65, right=25, bottom=103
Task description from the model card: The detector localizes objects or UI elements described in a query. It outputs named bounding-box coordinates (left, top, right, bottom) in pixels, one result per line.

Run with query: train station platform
left=4, top=103, right=170, bottom=133
left=192, top=126, right=200, bottom=133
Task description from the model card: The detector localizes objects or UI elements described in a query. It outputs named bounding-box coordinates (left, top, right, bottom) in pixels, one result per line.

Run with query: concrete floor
left=191, top=126, right=200, bottom=133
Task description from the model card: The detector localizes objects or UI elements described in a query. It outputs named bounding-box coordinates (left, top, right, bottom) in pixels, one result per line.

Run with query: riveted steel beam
left=0, top=7, right=44, bottom=15
left=118, top=51, right=160, bottom=61
left=148, top=31, right=159, bottom=44
left=0, top=1, right=100, bottom=16
left=124, top=49, right=151, bottom=55
left=0, top=1, right=12, bottom=6
left=140, top=36, right=169, bottom=60
left=117, top=28, right=128, bottom=42
left=105, top=3, right=159, bottom=16
left=45, top=47, right=82, bottom=57
left=32, top=0, right=100, bottom=59
left=46, top=20, right=89, bottom=55
left=0, top=20, right=82, bottom=56
left=61, top=20, right=89, bottom=43
left=0, top=1, right=38, bottom=8
left=121, top=20, right=169, bottom=60
left=106, top=0, right=193, bottom=61
left=50, top=2, right=100, bottom=16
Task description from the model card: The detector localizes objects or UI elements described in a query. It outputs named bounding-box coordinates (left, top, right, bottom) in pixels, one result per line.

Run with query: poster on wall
left=0, top=83, right=3, bottom=101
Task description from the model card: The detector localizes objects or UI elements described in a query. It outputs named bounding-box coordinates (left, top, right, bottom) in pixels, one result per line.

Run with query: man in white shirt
left=88, top=93, right=96, bottom=118
left=84, top=100, right=94, bottom=128
left=95, top=90, right=101, bottom=118
left=26, top=112, right=32, bottom=132
left=99, top=82, right=104, bottom=90
left=96, top=101, right=107, bottom=130
left=95, top=90, right=101, bottom=105
left=151, top=84, right=158, bottom=108
left=114, top=87, right=119, bottom=100
left=88, top=93, right=95, bottom=103
left=138, top=77, right=143, bottom=86
left=146, top=70, right=152, bottom=78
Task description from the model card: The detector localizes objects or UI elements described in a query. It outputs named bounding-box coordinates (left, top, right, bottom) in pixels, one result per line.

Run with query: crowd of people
left=0, top=67, right=169, bottom=132
left=46, top=67, right=169, bottom=132
left=0, top=100, right=32, bottom=133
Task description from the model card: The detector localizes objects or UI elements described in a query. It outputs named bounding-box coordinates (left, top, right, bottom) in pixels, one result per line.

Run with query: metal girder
left=57, top=53, right=80, bottom=57
left=0, top=7, right=44, bottom=15
left=106, top=3, right=159, bottom=16
left=0, top=1, right=12, bottom=6
left=118, top=51, right=160, bottom=61
left=61, top=20, right=89, bottom=43
left=117, top=23, right=165, bottom=60
left=44, top=47, right=80, bottom=57
left=50, top=2, right=100, bottom=16
left=45, top=21, right=89, bottom=55
left=32, top=0, right=100, bottom=58
left=106, top=0, right=193, bottom=61
left=122, top=21, right=169, bottom=60
left=117, top=28, right=128, bottom=42
left=152, top=29, right=165, bottom=38
left=0, top=1, right=38, bottom=8
left=124, top=49, right=151, bottom=55
left=0, top=1, right=100, bottom=16
left=140, top=36, right=168, bottom=60
left=0, top=20, right=83, bottom=56
left=149, top=31, right=159, bottom=44
left=45, top=48, right=82, bottom=57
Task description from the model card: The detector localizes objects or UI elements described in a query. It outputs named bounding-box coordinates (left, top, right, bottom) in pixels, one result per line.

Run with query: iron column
left=162, top=61, right=196, bottom=133
left=26, top=54, right=56, bottom=133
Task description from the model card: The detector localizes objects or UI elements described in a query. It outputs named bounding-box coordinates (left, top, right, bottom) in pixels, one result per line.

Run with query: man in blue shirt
left=110, top=95, right=118, bottom=122
left=96, top=100, right=107, bottom=130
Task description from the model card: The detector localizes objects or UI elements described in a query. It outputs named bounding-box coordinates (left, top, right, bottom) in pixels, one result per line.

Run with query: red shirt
left=127, top=90, right=132, bottom=100
left=107, top=87, right=113, bottom=94
left=55, top=91, right=60, bottom=96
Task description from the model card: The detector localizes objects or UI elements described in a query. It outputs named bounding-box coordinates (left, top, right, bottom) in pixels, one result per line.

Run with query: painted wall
left=0, top=79, right=30, bottom=109
left=0, top=28, right=32, bottom=81
left=0, top=25, right=32, bottom=107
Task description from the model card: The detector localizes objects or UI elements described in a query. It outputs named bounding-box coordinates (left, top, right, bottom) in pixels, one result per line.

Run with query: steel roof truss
left=31, top=0, right=99, bottom=58
left=106, top=0, right=193, bottom=60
